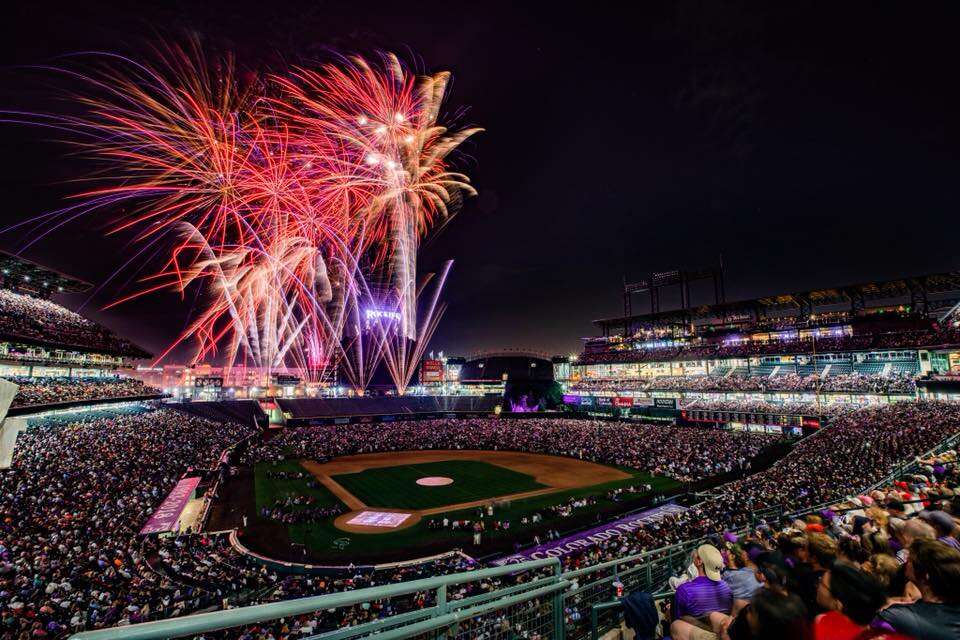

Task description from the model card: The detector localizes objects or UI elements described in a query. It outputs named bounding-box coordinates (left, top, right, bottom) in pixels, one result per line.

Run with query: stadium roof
left=595, top=270, right=960, bottom=329
left=0, top=251, right=92, bottom=294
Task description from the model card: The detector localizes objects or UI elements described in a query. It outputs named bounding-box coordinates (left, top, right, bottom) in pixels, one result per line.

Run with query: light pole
left=812, top=330, right=823, bottom=418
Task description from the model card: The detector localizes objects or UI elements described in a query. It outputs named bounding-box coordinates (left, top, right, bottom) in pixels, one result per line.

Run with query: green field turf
left=331, top=460, right=548, bottom=509
left=248, top=459, right=682, bottom=564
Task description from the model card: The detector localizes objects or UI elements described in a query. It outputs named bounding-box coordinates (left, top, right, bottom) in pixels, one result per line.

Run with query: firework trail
left=1, top=42, right=481, bottom=392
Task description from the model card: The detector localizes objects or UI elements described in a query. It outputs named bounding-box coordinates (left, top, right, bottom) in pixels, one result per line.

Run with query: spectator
left=740, top=588, right=811, bottom=640
left=813, top=564, right=890, bottom=640
left=894, top=519, right=936, bottom=564
left=919, top=510, right=960, bottom=551
left=670, top=544, right=733, bottom=640
left=878, top=539, right=960, bottom=640
left=723, top=543, right=763, bottom=613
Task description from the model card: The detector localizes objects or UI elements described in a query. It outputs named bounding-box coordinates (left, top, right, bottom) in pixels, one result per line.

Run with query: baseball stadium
left=1, top=11, right=959, bottom=640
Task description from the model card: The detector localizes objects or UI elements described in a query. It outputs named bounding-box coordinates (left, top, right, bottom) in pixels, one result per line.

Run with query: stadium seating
left=170, top=399, right=268, bottom=428
left=854, top=361, right=885, bottom=375
left=276, top=395, right=501, bottom=419
left=3, top=400, right=960, bottom=638
left=569, top=370, right=917, bottom=395
left=580, top=325, right=960, bottom=366
left=5, top=376, right=161, bottom=408
left=0, top=289, right=149, bottom=357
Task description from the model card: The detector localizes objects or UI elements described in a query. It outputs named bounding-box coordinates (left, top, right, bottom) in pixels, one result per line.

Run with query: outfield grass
left=331, top=460, right=548, bottom=509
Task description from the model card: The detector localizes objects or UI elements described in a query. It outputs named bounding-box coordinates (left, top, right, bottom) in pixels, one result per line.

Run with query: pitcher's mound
left=416, top=476, right=454, bottom=486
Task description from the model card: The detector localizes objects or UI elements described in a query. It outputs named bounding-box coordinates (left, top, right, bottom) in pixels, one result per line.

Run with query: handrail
left=307, top=580, right=571, bottom=640
left=70, top=557, right=560, bottom=640
left=309, top=574, right=564, bottom=640
left=563, top=539, right=693, bottom=581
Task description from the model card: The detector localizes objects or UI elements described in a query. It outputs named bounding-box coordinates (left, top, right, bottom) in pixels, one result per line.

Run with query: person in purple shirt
left=923, top=511, right=960, bottom=551
left=670, top=544, right=733, bottom=640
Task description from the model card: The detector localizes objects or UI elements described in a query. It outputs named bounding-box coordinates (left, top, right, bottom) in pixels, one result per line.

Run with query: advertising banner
left=140, top=476, right=201, bottom=535
left=491, top=503, right=688, bottom=565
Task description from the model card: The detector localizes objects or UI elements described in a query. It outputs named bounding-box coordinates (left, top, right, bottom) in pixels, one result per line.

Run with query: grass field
left=246, top=457, right=682, bottom=564
left=331, top=460, right=547, bottom=509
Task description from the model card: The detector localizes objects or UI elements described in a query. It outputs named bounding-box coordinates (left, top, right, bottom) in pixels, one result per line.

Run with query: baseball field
left=225, top=450, right=681, bottom=565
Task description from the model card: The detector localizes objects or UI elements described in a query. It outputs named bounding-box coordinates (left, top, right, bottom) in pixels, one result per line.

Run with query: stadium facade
left=558, top=271, right=960, bottom=433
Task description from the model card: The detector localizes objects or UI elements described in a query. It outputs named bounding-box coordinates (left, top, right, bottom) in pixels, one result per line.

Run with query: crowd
left=260, top=497, right=344, bottom=524
left=570, top=371, right=917, bottom=395
left=3, top=397, right=960, bottom=638
left=0, top=289, right=145, bottom=356
left=424, top=493, right=607, bottom=538
left=145, top=533, right=273, bottom=610
left=657, top=450, right=960, bottom=640
left=819, top=372, right=916, bottom=394
left=550, top=402, right=960, bottom=580
left=6, top=376, right=160, bottom=408
left=247, top=419, right=778, bottom=483
left=681, top=398, right=821, bottom=416
left=579, top=325, right=960, bottom=366
left=0, top=408, right=255, bottom=637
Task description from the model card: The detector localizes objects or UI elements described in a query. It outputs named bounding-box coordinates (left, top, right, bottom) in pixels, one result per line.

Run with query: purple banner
left=491, top=503, right=688, bottom=565
left=140, top=476, right=201, bottom=535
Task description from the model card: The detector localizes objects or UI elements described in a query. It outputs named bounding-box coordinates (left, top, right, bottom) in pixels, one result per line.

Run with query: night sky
left=0, top=1, right=957, bottom=361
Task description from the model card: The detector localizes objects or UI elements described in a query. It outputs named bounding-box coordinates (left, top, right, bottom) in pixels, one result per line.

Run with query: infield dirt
left=300, top=450, right=631, bottom=533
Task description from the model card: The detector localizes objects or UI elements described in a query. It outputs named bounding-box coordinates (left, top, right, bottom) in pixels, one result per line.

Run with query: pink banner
left=140, top=476, right=201, bottom=535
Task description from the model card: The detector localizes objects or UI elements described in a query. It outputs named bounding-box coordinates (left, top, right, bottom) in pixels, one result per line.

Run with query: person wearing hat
left=670, top=544, right=733, bottom=640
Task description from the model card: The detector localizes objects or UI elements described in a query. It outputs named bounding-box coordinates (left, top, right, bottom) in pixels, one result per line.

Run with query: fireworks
left=2, top=43, right=481, bottom=393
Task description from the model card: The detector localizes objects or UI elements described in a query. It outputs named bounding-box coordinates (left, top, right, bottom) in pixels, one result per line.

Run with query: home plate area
left=346, top=511, right=412, bottom=528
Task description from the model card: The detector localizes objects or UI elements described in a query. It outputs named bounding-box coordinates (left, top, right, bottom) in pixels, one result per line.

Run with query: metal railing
left=71, top=557, right=567, bottom=640
left=562, top=541, right=696, bottom=639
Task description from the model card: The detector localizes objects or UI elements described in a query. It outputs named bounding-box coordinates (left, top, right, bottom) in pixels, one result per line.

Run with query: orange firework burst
left=1, top=42, right=482, bottom=390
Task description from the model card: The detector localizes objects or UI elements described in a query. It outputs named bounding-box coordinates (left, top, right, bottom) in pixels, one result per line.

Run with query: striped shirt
left=675, top=576, right=733, bottom=618
left=723, top=567, right=762, bottom=600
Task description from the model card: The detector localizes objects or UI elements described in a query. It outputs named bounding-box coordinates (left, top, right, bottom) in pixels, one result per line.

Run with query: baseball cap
left=697, top=544, right=724, bottom=581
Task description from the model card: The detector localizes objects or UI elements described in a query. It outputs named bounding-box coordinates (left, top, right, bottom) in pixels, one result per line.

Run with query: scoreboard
left=421, top=359, right=444, bottom=384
